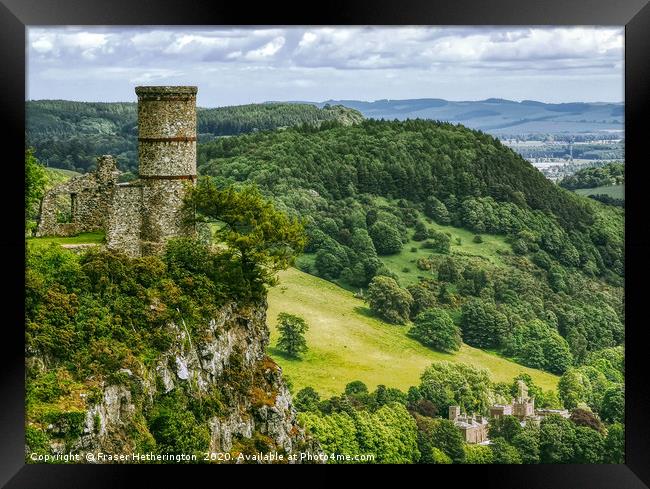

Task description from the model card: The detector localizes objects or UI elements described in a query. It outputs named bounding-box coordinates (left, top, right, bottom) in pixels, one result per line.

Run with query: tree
left=512, top=425, right=540, bottom=464
left=488, top=415, right=522, bottom=443
left=539, top=414, right=576, bottom=463
left=419, top=361, right=493, bottom=415
left=460, top=298, right=509, bottom=349
left=428, top=230, right=451, bottom=254
left=415, top=415, right=466, bottom=463
left=354, top=403, right=420, bottom=463
left=366, top=275, right=413, bottom=324
left=314, top=250, right=344, bottom=280
left=25, top=149, right=48, bottom=236
left=276, top=312, right=309, bottom=358
left=602, top=422, right=624, bottom=464
left=345, top=380, right=369, bottom=397
left=464, top=444, right=494, bottom=464
left=409, top=309, right=461, bottom=353
left=298, top=411, right=360, bottom=462
left=294, top=387, right=321, bottom=413
left=508, top=319, right=573, bottom=375
left=600, top=384, right=624, bottom=424
left=572, top=426, right=604, bottom=463
left=539, top=331, right=573, bottom=374
left=187, top=179, right=306, bottom=299
left=407, top=283, right=438, bottom=319
left=459, top=264, right=492, bottom=296
left=437, top=257, right=461, bottom=282
left=424, top=196, right=451, bottom=224
left=558, top=368, right=593, bottom=410
left=570, top=408, right=605, bottom=433
left=413, top=221, right=429, bottom=241
left=149, top=393, right=210, bottom=455
left=369, top=221, right=403, bottom=255
left=350, top=228, right=377, bottom=258
left=371, top=384, right=407, bottom=408
left=490, top=437, right=523, bottom=464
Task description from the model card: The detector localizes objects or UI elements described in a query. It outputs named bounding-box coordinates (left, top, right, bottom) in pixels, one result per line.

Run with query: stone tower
left=106, top=86, right=198, bottom=256
left=448, top=405, right=461, bottom=421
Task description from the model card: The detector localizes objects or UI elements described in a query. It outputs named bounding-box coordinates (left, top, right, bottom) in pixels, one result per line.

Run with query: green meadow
left=268, top=267, right=559, bottom=398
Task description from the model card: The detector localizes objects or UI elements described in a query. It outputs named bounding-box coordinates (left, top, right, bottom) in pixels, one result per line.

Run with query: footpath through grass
left=267, top=267, right=559, bottom=398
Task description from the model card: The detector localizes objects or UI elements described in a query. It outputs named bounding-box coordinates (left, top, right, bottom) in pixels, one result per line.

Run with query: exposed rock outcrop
left=29, top=300, right=317, bottom=463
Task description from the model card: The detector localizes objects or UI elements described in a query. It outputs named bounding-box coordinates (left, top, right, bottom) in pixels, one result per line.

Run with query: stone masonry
left=37, top=86, right=198, bottom=257
left=106, top=86, right=197, bottom=256
left=36, top=155, right=119, bottom=237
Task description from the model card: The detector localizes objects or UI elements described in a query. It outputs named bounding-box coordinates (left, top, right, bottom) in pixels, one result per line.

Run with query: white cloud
left=163, top=34, right=230, bottom=54
left=244, top=36, right=286, bottom=60
left=26, top=26, right=624, bottom=104
left=31, top=36, right=54, bottom=54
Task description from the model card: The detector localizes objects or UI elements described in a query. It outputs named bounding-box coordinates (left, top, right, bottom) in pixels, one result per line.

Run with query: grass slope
left=380, top=221, right=511, bottom=287
left=27, top=231, right=105, bottom=250
left=45, top=168, right=81, bottom=189
left=267, top=267, right=559, bottom=398
left=574, top=184, right=624, bottom=199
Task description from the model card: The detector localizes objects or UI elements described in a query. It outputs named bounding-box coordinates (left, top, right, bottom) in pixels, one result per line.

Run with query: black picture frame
left=1, top=0, right=648, bottom=485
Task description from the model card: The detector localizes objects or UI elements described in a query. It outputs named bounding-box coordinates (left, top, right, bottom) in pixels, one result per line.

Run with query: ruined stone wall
left=38, top=87, right=199, bottom=258
left=36, top=156, right=119, bottom=237
left=105, top=184, right=144, bottom=257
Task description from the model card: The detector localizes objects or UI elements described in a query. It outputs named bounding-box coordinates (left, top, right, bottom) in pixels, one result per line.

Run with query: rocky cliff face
left=31, top=300, right=316, bottom=463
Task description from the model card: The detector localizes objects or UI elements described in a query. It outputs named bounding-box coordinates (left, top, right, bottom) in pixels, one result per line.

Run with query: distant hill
left=26, top=100, right=363, bottom=173
left=198, top=118, right=624, bottom=379
left=274, top=98, right=624, bottom=136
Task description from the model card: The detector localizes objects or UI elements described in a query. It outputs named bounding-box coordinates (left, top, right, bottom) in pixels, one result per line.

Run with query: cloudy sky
left=27, top=26, right=624, bottom=106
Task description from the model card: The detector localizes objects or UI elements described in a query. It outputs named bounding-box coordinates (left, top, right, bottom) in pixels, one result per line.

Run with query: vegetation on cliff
left=25, top=184, right=308, bottom=462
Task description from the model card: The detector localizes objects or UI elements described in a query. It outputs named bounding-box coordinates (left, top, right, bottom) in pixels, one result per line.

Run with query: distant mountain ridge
left=268, top=98, right=623, bottom=136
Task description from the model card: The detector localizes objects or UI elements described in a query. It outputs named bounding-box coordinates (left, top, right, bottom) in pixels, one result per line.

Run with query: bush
left=473, top=235, right=483, bottom=243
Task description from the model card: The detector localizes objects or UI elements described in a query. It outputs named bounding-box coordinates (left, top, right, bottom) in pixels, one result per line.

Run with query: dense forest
left=25, top=101, right=363, bottom=173
left=294, top=360, right=623, bottom=464
left=197, top=119, right=624, bottom=379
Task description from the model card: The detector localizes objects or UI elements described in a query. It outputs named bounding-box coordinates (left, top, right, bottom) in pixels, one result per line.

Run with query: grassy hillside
left=44, top=167, right=80, bottom=189
left=575, top=184, right=624, bottom=199
left=267, top=267, right=559, bottom=397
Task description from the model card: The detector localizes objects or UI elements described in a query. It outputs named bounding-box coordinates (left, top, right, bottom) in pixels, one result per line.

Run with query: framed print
left=1, top=0, right=649, bottom=486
